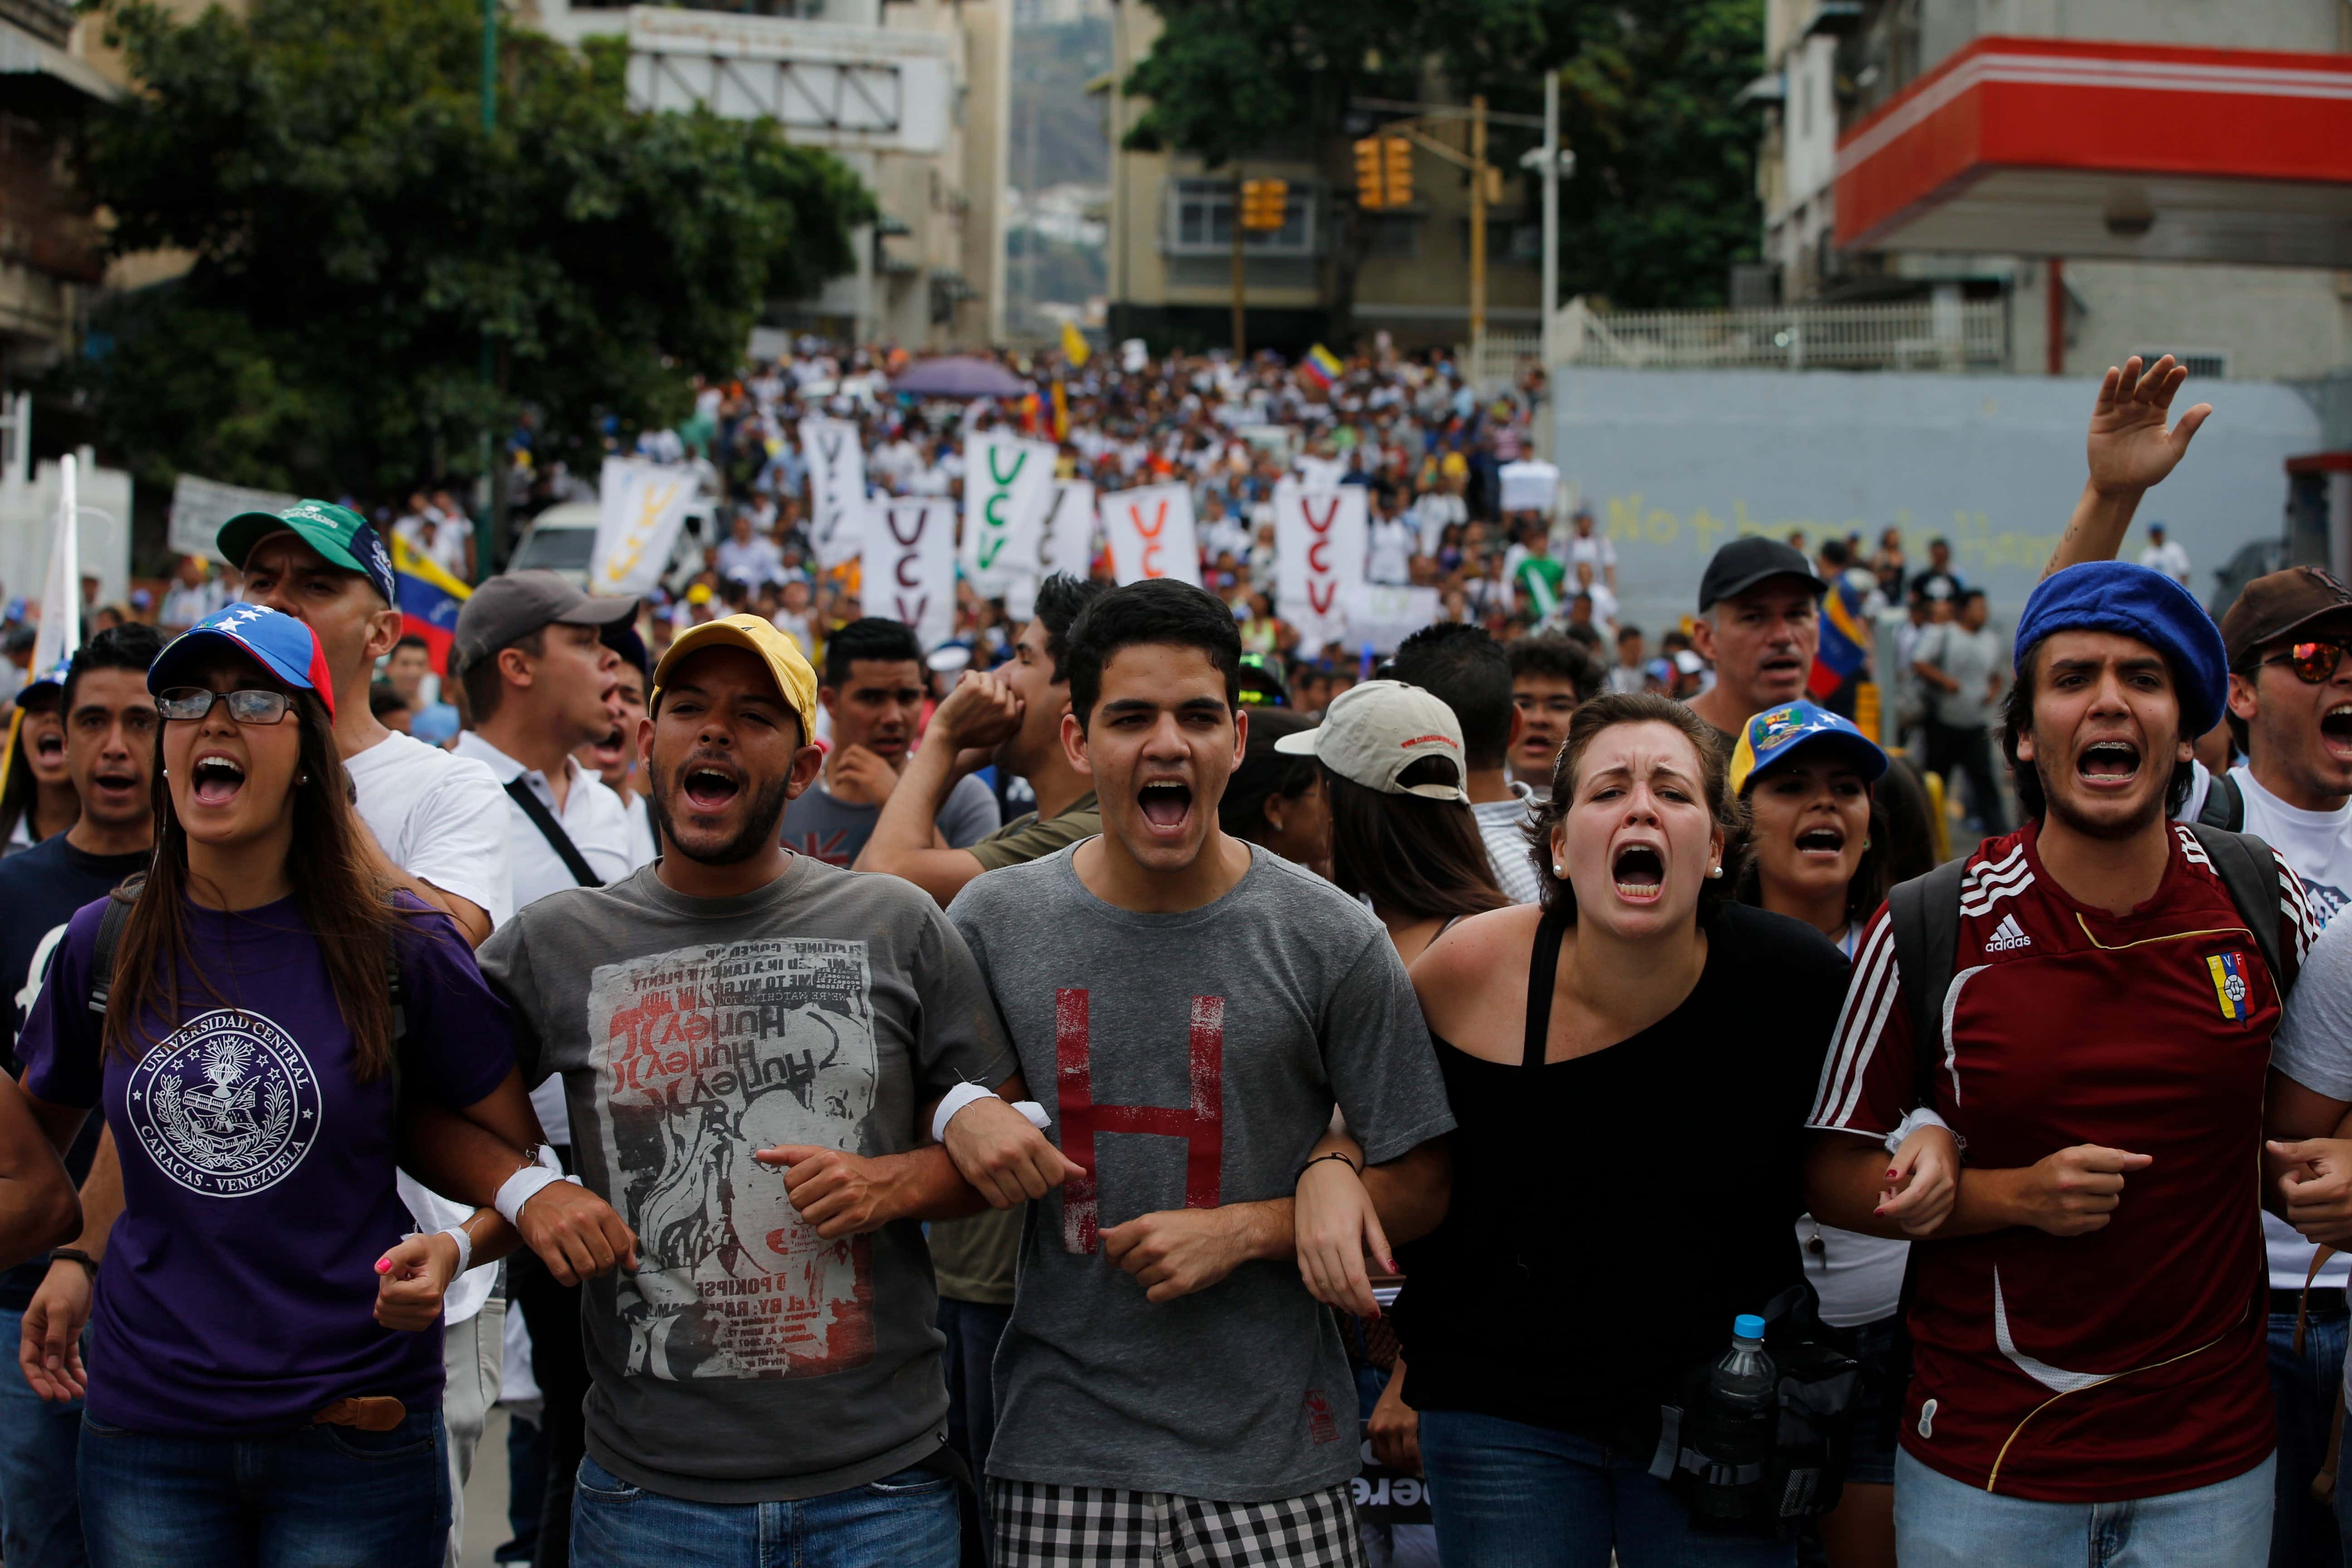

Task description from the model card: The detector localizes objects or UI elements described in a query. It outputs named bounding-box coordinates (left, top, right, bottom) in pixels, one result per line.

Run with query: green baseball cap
left=217, top=500, right=398, bottom=605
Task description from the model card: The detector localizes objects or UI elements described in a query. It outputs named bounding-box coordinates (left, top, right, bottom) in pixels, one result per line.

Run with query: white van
left=506, top=496, right=712, bottom=593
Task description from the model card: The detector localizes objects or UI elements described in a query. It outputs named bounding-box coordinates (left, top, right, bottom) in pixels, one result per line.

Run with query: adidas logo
left=1985, top=914, right=2032, bottom=952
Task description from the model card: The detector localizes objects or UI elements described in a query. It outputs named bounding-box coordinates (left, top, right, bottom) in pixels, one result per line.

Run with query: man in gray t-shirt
left=939, top=580, right=1453, bottom=1567
left=480, top=613, right=1038, bottom=1564
left=783, top=617, right=1001, bottom=867
left=1911, top=587, right=2008, bottom=834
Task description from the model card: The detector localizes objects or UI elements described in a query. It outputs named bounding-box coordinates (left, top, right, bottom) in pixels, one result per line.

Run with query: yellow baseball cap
left=650, top=613, right=819, bottom=741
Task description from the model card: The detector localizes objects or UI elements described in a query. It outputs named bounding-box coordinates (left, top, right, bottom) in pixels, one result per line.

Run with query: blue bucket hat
left=1728, top=700, right=1889, bottom=795
left=2013, top=561, right=2227, bottom=738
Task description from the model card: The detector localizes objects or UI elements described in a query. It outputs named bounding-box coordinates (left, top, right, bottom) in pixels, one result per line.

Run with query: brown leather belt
left=313, top=1397, right=406, bottom=1432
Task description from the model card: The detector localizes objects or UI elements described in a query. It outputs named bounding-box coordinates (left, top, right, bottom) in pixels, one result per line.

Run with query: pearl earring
left=1707, top=865, right=1723, bottom=878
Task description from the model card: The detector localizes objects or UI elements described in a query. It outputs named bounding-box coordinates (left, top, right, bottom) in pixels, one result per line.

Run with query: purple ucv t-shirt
left=19, top=893, right=514, bottom=1436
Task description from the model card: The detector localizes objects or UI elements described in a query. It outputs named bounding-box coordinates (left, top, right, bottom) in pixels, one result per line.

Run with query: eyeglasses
left=155, top=687, right=294, bottom=725
left=2254, top=639, right=2352, bottom=685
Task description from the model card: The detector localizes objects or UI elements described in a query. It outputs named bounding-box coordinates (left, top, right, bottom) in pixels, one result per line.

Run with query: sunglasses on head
left=155, top=687, right=294, bottom=725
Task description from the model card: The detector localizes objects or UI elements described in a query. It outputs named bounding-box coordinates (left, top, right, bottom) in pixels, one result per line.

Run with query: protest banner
left=800, top=416, right=867, bottom=569
left=1498, top=459, right=1560, bottom=515
left=1273, top=481, right=1366, bottom=648
left=168, top=475, right=296, bottom=564
left=863, top=498, right=958, bottom=650
left=1101, top=482, right=1200, bottom=587
left=592, top=457, right=696, bottom=598
left=960, top=432, right=1055, bottom=594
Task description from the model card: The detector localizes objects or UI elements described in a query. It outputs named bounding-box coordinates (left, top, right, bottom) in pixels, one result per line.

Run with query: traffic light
left=1353, top=137, right=1386, bottom=209
left=1383, top=136, right=1413, bottom=207
left=1353, top=136, right=1412, bottom=209
left=1240, top=178, right=1289, bottom=232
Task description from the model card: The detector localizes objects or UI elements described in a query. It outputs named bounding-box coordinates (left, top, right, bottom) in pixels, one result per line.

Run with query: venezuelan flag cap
left=150, top=604, right=338, bottom=720
left=1729, top=700, right=1887, bottom=796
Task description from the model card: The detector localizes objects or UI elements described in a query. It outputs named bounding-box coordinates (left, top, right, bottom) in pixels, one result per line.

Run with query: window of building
left=1163, top=179, right=1319, bottom=256
left=2136, top=349, right=2229, bottom=380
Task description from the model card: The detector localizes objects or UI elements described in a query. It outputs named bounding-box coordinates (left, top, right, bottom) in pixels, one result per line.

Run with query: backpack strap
left=2185, top=823, right=2291, bottom=997
left=85, top=875, right=146, bottom=1019
left=2196, top=769, right=2246, bottom=833
left=1885, top=854, right=1970, bottom=1108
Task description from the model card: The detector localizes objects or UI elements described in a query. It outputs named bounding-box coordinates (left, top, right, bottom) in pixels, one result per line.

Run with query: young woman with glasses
left=8, top=606, right=633, bottom=1568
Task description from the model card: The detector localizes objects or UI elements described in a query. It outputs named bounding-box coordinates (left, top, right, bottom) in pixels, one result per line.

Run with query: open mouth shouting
left=681, top=761, right=743, bottom=813
left=88, top=764, right=144, bottom=810
left=190, top=752, right=246, bottom=808
left=1795, top=823, right=1847, bottom=859
left=1137, top=778, right=1194, bottom=838
left=2076, top=737, right=2142, bottom=790
left=1612, top=842, right=1666, bottom=904
left=2326, top=703, right=2352, bottom=761
left=31, top=730, right=63, bottom=765
left=587, top=727, right=627, bottom=771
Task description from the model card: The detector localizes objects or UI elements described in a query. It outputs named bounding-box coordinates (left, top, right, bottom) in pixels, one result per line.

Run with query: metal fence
left=1547, top=296, right=2010, bottom=372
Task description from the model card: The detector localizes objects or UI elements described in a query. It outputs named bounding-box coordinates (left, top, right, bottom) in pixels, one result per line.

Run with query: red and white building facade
left=1756, top=0, right=2352, bottom=381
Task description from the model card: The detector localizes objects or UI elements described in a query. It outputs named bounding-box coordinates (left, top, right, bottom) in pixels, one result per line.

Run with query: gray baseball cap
left=1273, top=678, right=1470, bottom=803
left=452, top=569, right=637, bottom=675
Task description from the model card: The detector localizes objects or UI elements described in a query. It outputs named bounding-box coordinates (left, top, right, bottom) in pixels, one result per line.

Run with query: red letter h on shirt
left=1054, top=988, right=1224, bottom=1254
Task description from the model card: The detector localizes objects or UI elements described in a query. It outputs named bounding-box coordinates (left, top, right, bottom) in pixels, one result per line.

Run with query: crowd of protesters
left=0, top=347, right=2345, bottom=1568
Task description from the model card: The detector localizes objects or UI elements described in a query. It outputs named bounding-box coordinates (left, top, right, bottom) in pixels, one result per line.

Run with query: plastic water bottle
left=1689, top=1313, right=1777, bottom=1520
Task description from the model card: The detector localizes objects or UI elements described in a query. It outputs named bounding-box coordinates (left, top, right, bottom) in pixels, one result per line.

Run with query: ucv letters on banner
left=1273, top=481, right=1365, bottom=646
left=800, top=417, right=868, bottom=570
left=863, top=498, right=957, bottom=651
left=1101, top=483, right=1200, bottom=588
left=961, top=433, right=1056, bottom=595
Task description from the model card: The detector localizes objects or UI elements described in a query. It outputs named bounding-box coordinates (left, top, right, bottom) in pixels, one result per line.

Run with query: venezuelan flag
left=1300, top=344, right=1343, bottom=391
left=392, top=534, right=470, bottom=672
left=1808, top=575, right=1871, bottom=701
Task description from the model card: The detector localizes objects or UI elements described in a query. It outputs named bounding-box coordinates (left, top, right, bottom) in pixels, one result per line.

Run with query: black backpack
left=2197, top=770, right=2248, bottom=834
left=1885, top=822, right=2293, bottom=1086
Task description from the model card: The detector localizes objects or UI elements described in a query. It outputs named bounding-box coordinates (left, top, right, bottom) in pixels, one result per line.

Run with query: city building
left=527, top=0, right=1009, bottom=348
left=1750, top=0, right=2352, bottom=380
left=1098, top=3, right=1541, bottom=355
left=0, top=0, right=118, bottom=382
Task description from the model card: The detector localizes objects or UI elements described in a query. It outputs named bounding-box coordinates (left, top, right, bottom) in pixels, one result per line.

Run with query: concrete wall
left=1550, top=365, right=2322, bottom=639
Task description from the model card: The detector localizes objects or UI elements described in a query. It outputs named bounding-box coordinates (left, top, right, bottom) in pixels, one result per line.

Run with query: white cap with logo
left=1273, top=678, right=1470, bottom=804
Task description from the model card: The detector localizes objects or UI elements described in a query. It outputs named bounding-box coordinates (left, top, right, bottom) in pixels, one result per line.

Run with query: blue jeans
left=0, top=1304, right=88, bottom=1568
left=572, top=1450, right=960, bottom=1567
left=1894, top=1446, right=2273, bottom=1567
left=78, top=1408, right=448, bottom=1568
left=2269, top=1305, right=2346, bottom=1568
left=1417, top=1408, right=1795, bottom=1568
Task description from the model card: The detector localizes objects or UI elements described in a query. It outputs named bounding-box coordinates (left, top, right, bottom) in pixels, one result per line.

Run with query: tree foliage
left=1121, top=0, right=1761, bottom=311
left=69, top=0, right=873, bottom=498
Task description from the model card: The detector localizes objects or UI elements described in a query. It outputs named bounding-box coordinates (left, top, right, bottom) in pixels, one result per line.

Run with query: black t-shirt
left=1393, top=902, right=1851, bottom=1436
left=0, top=834, right=149, bottom=1311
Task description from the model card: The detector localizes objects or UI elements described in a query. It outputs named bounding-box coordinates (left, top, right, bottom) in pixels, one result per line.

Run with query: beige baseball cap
left=1274, top=678, right=1470, bottom=803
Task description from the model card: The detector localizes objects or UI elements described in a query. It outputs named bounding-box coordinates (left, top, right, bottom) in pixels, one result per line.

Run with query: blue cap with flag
left=149, top=604, right=337, bottom=720
left=22, top=656, right=74, bottom=698
left=1729, top=700, right=1889, bottom=795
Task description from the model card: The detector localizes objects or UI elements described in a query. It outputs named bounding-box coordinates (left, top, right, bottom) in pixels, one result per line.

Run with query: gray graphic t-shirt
left=946, top=843, right=1455, bottom=1502
left=780, top=772, right=1001, bottom=868
left=480, top=857, right=1015, bottom=1503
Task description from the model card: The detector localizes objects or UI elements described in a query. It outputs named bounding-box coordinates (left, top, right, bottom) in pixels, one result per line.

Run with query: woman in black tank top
left=1387, top=692, right=1852, bottom=1568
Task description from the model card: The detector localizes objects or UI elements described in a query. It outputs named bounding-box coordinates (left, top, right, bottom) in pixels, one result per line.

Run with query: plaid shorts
left=989, top=1478, right=1368, bottom=1567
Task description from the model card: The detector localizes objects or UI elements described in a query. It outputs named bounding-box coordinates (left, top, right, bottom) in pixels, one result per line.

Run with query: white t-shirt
left=2139, top=539, right=2192, bottom=584
left=453, top=731, right=638, bottom=1146
left=1798, top=1216, right=1909, bottom=1328
left=1367, top=519, right=1414, bottom=586
left=2178, top=759, right=2352, bottom=1288
left=1567, top=532, right=1616, bottom=575
left=347, top=730, right=516, bottom=1327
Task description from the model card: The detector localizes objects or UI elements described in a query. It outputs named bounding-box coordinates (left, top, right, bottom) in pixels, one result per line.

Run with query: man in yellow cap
left=475, top=614, right=1075, bottom=1566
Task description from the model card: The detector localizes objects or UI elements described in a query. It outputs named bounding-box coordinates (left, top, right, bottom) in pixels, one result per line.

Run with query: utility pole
left=1231, top=169, right=1247, bottom=361
left=477, top=0, right=503, bottom=578
left=1541, top=72, right=1558, bottom=363
left=1469, top=94, right=1488, bottom=345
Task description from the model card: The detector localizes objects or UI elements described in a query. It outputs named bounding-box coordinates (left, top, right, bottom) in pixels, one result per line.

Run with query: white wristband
left=1885, top=1107, right=1954, bottom=1155
left=931, top=1082, right=1052, bottom=1144
left=494, top=1145, right=578, bottom=1227
left=438, top=1225, right=475, bottom=1276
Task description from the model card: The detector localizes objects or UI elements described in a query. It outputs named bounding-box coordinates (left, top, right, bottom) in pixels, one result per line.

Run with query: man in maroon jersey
left=1806, top=560, right=2315, bottom=1566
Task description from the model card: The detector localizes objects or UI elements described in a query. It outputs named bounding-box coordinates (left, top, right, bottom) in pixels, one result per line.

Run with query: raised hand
left=2087, top=354, right=2211, bottom=498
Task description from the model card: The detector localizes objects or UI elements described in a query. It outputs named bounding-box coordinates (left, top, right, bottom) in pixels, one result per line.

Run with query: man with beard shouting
left=476, top=614, right=1076, bottom=1565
